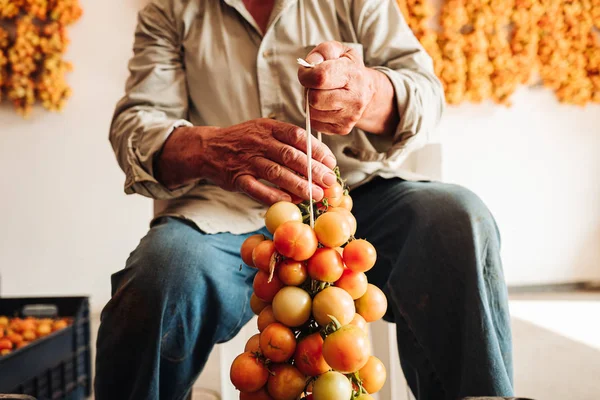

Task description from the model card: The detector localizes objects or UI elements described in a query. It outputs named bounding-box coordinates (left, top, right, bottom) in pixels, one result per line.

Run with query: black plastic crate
left=0, top=297, right=91, bottom=400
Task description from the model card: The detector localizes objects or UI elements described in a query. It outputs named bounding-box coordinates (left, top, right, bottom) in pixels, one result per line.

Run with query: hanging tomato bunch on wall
left=0, top=0, right=81, bottom=116
left=398, top=0, right=600, bottom=106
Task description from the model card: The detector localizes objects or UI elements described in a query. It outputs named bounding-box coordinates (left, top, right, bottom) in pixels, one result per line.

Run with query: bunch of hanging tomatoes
left=231, top=171, right=388, bottom=400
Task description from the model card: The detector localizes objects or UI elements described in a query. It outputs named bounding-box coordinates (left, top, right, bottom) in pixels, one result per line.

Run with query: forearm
left=356, top=68, right=399, bottom=136
left=155, top=126, right=220, bottom=190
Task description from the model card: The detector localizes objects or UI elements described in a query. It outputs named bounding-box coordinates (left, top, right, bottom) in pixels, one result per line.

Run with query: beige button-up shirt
left=110, top=0, right=445, bottom=234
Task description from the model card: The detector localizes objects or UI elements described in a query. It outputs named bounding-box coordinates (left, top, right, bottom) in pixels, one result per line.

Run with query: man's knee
left=405, top=183, right=499, bottom=248
left=122, top=220, right=215, bottom=304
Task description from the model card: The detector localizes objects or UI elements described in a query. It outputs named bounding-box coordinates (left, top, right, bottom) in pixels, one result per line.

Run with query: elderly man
left=95, top=1, right=513, bottom=399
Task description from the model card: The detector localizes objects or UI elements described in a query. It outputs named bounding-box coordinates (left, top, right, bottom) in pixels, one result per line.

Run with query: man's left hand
left=298, top=41, right=376, bottom=136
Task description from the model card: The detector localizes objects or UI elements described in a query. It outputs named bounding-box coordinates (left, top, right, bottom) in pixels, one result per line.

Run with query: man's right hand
left=156, top=119, right=337, bottom=205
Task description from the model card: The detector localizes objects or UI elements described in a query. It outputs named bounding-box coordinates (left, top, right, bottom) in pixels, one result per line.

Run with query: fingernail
left=306, top=53, right=324, bottom=65
left=314, top=187, right=324, bottom=200
left=324, top=173, right=336, bottom=186
left=324, top=155, right=337, bottom=168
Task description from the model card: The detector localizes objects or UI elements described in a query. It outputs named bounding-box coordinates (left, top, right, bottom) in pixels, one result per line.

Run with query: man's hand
left=298, top=41, right=399, bottom=136
left=157, top=119, right=337, bottom=205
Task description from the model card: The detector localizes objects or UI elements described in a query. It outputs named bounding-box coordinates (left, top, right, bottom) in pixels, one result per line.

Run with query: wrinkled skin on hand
left=298, top=41, right=376, bottom=135
left=203, top=118, right=337, bottom=205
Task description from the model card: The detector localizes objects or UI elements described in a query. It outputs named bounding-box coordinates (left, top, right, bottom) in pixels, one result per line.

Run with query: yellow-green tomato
left=354, top=395, right=375, bottom=400
left=312, top=371, right=352, bottom=400
left=272, top=286, right=312, bottom=327
left=265, top=201, right=303, bottom=234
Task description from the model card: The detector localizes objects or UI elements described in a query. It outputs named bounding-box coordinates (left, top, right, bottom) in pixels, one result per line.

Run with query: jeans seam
left=220, top=288, right=251, bottom=343
left=386, top=280, right=448, bottom=397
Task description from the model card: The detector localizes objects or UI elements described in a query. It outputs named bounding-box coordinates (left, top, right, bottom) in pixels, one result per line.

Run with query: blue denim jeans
left=95, top=178, right=513, bottom=400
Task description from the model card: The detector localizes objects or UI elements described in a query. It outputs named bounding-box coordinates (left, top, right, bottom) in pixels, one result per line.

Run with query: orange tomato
left=277, top=259, right=308, bottom=286
left=314, top=212, right=351, bottom=248
left=0, top=338, right=12, bottom=351
left=294, top=332, right=330, bottom=376
left=257, top=306, right=277, bottom=332
left=322, top=324, right=370, bottom=373
left=355, top=284, right=388, bottom=323
left=307, top=248, right=345, bottom=282
left=327, top=207, right=357, bottom=236
left=245, top=334, right=261, bottom=353
left=252, top=240, right=276, bottom=273
left=253, top=271, right=284, bottom=302
left=273, top=221, right=318, bottom=261
left=323, top=183, right=344, bottom=207
left=349, top=314, right=368, bottom=335
left=343, top=239, right=377, bottom=272
left=312, top=287, right=355, bottom=327
left=250, top=293, right=269, bottom=315
left=335, top=269, right=368, bottom=300
left=267, top=364, right=306, bottom=400
left=259, top=323, right=296, bottom=363
left=230, top=352, right=269, bottom=393
left=241, top=234, right=267, bottom=267
left=239, top=388, right=273, bottom=399
left=358, top=356, right=387, bottom=394
left=338, top=195, right=353, bottom=211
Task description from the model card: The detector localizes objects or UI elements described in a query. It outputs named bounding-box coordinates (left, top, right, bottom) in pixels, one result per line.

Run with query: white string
left=305, top=91, right=314, bottom=228
left=297, top=58, right=319, bottom=228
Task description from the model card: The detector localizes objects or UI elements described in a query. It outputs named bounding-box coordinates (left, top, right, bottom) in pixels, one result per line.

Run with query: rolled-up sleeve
left=353, top=0, right=445, bottom=161
left=110, top=0, right=194, bottom=199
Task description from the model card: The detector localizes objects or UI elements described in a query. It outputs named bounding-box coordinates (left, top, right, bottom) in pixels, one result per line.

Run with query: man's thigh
left=106, top=217, right=264, bottom=344
left=350, top=177, right=500, bottom=312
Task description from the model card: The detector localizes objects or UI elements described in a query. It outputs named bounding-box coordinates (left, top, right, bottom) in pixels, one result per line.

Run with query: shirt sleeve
left=109, top=0, right=194, bottom=200
left=352, top=0, right=446, bottom=161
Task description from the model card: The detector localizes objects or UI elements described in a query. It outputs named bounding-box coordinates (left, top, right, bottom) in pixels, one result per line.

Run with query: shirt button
left=263, top=49, right=273, bottom=57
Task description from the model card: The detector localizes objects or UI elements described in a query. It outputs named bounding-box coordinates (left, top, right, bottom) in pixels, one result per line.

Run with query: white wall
left=438, top=88, right=600, bottom=285
left=0, top=0, right=152, bottom=311
left=0, top=0, right=598, bottom=323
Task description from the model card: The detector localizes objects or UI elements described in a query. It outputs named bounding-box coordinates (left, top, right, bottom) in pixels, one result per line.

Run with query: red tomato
left=314, top=212, right=351, bottom=248
left=307, top=248, right=345, bottom=282
left=277, top=259, right=307, bottom=286
left=355, top=284, right=388, bottom=323
left=273, top=221, right=318, bottom=261
left=257, top=306, right=277, bottom=332
left=253, top=271, right=284, bottom=302
left=323, top=183, right=344, bottom=207
left=322, top=324, right=370, bottom=373
left=245, top=333, right=261, bottom=353
left=343, top=239, right=377, bottom=272
left=267, top=364, right=306, bottom=400
left=312, top=286, right=355, bottom=327
left=241, top=234, right=266, bottom=267
left=252, top=240, right=276, bottom=273
left=335, top=269, right=368, bottom=299
left=230, top=352, right=269, bottom=393
left=359, top=356, right=387, bottom=394
left=259, top=323, right=296, bottom=363
left=294, top=332, right=331, bottom=376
